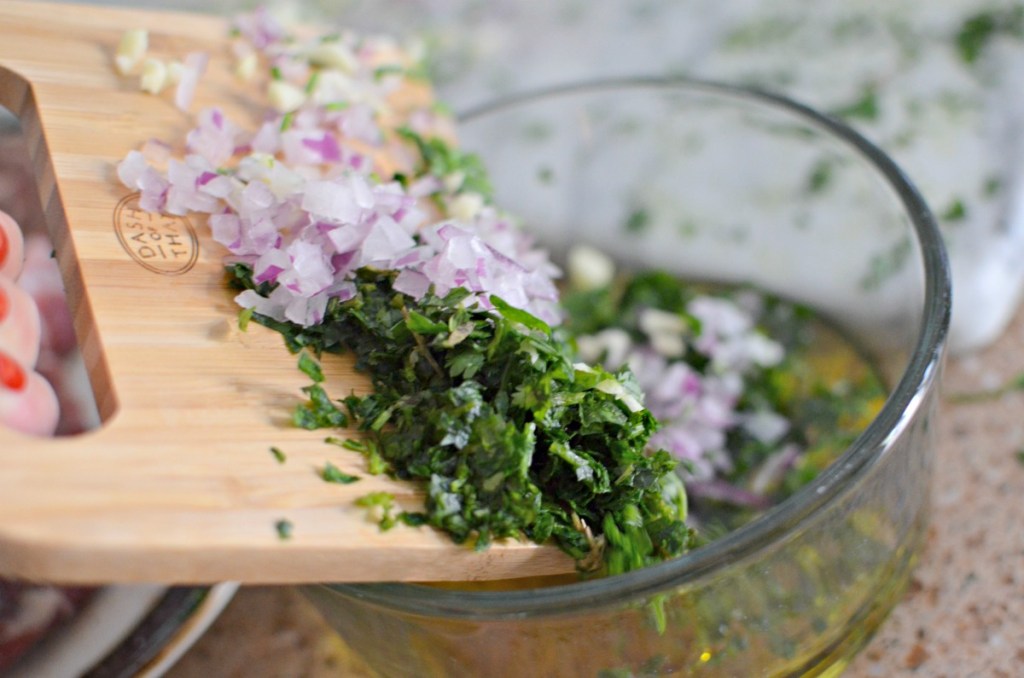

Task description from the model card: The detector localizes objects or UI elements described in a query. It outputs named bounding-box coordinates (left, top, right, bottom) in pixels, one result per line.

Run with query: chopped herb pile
left=562, top=268, right=887, bottom=538
left=235, top=266, right=693, bottom=575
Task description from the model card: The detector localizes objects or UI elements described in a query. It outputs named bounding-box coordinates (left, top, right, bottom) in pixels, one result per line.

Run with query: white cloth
left=64, top=0, right=1024, bottom=352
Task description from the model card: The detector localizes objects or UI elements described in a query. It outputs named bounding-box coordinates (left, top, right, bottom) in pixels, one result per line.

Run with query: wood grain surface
left=0, top=0, right=573, bottom=584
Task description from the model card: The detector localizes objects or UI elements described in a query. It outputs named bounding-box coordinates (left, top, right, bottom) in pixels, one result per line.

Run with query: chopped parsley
left=292, top=384, right=348, bottom=430
left=275, top=519, right=294, bottom=540
left=395, top=127, right=493, bottom=200
left=320, top=461, right=360, bottom=484
left=298, top=351, right=324, bottom=382
left=238, top=307, right=254, bottom=331
left=269, top=446, right=287, bottom=464
left=561, top=271, right=887, bottom=537
left=235, top=266, right=693, bottom=575
left=356, top=491, right=400, bottom=531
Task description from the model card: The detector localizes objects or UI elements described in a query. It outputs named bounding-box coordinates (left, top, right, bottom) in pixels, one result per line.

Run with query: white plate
left=7, top=583, right=237, bottom=678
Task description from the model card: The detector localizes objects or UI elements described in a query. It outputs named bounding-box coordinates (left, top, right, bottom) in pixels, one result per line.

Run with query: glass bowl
left=303, top=77, right=951, bottom=677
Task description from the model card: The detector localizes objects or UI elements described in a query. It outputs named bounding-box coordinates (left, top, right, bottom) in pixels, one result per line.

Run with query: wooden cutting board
left=0, top=0, right=574, bottom=584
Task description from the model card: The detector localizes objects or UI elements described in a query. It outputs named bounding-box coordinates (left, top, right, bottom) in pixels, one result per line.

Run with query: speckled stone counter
left=846, top=303, right=1024, bottom=677
left=167, top=304, right=1024, bottom=676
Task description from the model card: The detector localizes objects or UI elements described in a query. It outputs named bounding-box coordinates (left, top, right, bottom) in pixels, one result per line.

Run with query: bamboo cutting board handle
left=0, top=1, right=574, bottom=584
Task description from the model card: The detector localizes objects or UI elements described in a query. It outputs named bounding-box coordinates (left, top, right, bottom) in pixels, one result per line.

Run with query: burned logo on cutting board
left=114, top=193, right=199, bottom=275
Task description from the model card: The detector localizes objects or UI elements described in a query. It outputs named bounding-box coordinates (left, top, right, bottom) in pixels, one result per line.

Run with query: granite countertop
left=168, top=304, right=1024, bottom=676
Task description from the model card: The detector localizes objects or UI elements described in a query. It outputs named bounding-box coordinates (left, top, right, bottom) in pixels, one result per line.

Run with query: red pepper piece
left=0, top=350, right=26, bottom=391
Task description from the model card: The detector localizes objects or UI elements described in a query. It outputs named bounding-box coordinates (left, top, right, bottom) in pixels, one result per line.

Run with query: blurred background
left=47, top=0, right=1024, bottom=353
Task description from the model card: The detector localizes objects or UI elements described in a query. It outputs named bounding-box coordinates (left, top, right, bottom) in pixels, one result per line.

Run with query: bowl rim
left=319, top=75, right=952, bottom=619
